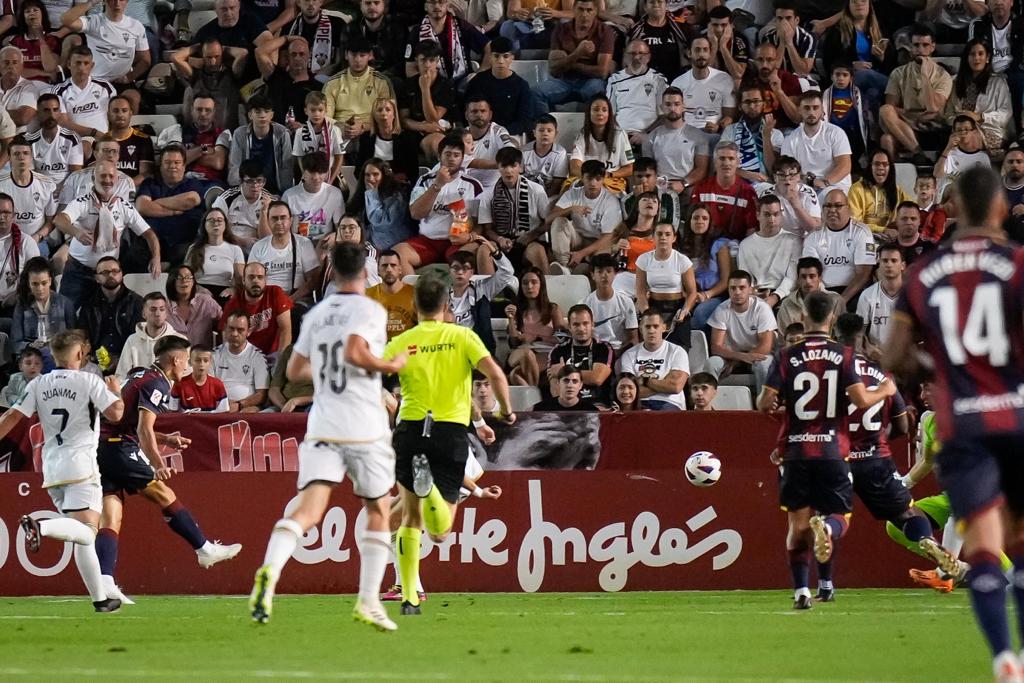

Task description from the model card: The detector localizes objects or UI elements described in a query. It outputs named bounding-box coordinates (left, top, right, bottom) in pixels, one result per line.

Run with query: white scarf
left=290, top=13, right=334, bottom=74
left=418, top=14, right=467, bottom=80
left=93, top=193, right=119, bottom=253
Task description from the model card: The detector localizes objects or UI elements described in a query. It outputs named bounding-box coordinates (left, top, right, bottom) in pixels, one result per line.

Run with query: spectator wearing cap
left=704, top=269, right=777, bottom=395
left=537, top=0, right=614, bottom=109
left=464, top=37, right=536, bottom=137
left=323, top=38, right=396, bottom=147
left=227, top=95, right=295, bottom=194
left=403, top=0, right=491, bottom=87
left=254, top=36, right=322, bottom=130
left=284, top=0, right=347, bottom=83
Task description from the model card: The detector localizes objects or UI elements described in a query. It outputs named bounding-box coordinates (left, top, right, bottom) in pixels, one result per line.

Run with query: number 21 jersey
left=894, top=237, right=1024, bottom=442
left=295, top=293, right=389, bottom=442
left=765, top=332, right=862, bottom=460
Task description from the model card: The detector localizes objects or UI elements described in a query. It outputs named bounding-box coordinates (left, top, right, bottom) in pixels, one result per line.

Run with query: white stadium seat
left=131, top=115, right=178, bottom=138
left=550, top=112, right=584, bottom=154
left=123, top=273, right=169, bottom=297
left=545, top=274, right=590, bottom=313
left=688, top=331, right=709, bottom=374
left=894, top=163, right=917, bottom=199
left=510, top=385, right=542, bottom=412
left=711, top=385, right=754, bottom=410
left=509, top=60, right=549, bottom=88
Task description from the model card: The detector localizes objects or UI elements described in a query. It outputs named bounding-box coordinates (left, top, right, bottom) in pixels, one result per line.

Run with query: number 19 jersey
left=14, top=369, right=119, bottom=488
left=295, top=292, right=390, bottom=443
left=894, top=237, right=1024, bottom=443
left=764, top=332, right=862, bottom=461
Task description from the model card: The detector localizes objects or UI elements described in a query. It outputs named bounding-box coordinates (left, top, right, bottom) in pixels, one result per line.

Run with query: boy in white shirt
left=281, top=152, right=344, bottom=243
left=522, top=115, right=569, bottom=197
left=583, top=253, right=639, bottom=352
left=291, top=92, right=344, bottom=187
left=545, top=159, right=624, bottom=272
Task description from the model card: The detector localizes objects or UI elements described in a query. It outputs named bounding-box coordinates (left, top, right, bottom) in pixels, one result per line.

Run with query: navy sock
left=162, top=501, right=207, bottom=550
left=818, top=557, right=834, bottom=585
left=1011, top=554, right=1024, bottom=644
left=95, top=528, right=118, bottom=576
left=788, top=547, right=810, bottom=589
left=966, top=552, right=1011, bottom=656
left=900, top=514, right=933, bottom=543
left=824, top=514, right=849, bottom=540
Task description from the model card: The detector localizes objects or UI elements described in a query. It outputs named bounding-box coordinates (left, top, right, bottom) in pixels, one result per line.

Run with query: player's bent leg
left=396, top=485, right=424, bottom=613
left=352, top=495, right=397, bottom=632
left=142, top=481, right=242, bottom=568
left=963, top=506, right=1014, bottom=661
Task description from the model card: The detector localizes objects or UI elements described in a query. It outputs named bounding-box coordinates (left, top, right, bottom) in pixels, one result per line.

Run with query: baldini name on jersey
left=854, top=358, right=887, bottom=384
left=789, top=348, right=844, bottom=367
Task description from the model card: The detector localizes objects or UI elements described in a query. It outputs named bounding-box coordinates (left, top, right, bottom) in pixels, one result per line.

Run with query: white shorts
left=47, top=479, right=102, bottom=513
left=458, top=449, right=484, bottom=502
left=297, top=437, right=396, bottom=500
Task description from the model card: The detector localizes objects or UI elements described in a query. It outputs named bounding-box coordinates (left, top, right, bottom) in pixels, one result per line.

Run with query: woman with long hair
left=346, top=157, right=413, bottom=252
left=612, top=373, right=644, bottom=412
left=184, top=208, right=245, bottom=300
left=636, top=222, right=698, bottom=348
left=678, top=204, right=734, bottom=333
left=165, top=264, right=223, bottom=347
left=847, top=149, right=911, bottom=235
left=821, top=0, right=893, bottom=115
left=945, top=39, right=1012, bottom=154
left=11, top=257, right=75, bottom=355
left=348, top=97, right=418, bottom=182
left=504, top=268, right=566, bottom=386
left=3, top=0, right=60, bottom=83
left=317, top=215, right=382, bottom=297
left=569, top=95, right=634, bottom=192
left=609, top=191, right=659, bottom=298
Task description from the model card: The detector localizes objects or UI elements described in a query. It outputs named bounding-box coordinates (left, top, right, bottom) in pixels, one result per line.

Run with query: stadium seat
left=403, top=273, right=519, bottom=295
left=189, top=10, right=216, bottom=35
left=551, top=112, right=584, bottom=152
left=509, top=60, right=549, bottom=88
left=711, top=385, right=754, bottom=410
left=123, top=273, right=169, bottom=297
left=545, top=274, right=590, bottom=312
left=894, top=163, right=917, bottom=199
left=509, top=385, right=541, bottom=412
left=131, top=115, right=177, bottom=137
left=205, top=186, right=225, bottom=209
left=340, top=165, right=358, bottom=194
left=492, top=317, right=511, bottom=366
left=688, top=330, right=709, bottom=373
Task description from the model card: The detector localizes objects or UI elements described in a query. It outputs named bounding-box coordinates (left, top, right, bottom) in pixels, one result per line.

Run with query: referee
left=383, top=275, right=515, bottom=616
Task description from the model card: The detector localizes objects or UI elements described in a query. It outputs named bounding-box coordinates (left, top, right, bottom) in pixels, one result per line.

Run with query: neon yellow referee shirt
left=384, top=320, right=490, bottom=426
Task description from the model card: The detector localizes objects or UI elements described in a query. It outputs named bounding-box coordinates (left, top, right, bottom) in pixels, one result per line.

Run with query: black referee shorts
left=393, top=420, right=469, bottom=504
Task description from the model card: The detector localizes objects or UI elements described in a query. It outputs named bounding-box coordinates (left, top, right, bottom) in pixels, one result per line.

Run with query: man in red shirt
left=743, top=42, right=802, bottom=130
left=173, top=345, right=229, bottom=411
left=221, top=262, right=293, bottom=356
left=692, top=140, right=758, bottom=240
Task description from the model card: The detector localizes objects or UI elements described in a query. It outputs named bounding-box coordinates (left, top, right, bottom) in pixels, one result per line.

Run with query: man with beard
left=781, top=91, right=852, bottom=200
left=463, top=97, right=517, bottom=192
left=367, top=250, right=417, bottom=340
left=221, top=261, right=293, bottom=356
left=0, top=191, right=39, bottom=314
left=670, top=36, right=737, bottom=136
left=645, top=87, right=711, bottom=194
left=155, top=96, right=230, bottom=184
left=56, top=160, right=161, bottom=305
left=169, top=38, right=246, bottom=131
left=24, top=96, right=82, bottom=190
left=347, top=0, right=408, bottom=80
left=1002, top=146, right=1024, bottom=241
left=891, top=201, right=934, bottom=266
left=606, top=40, right=668, bottom=146
left=75, top=256, right=144, bottom=372
left=106, top=96, right=153, bottom=187
left=255, top=36, right=321, bottom=130
left=722, top=84, right=784, bottom=183
left=58, top=136, right=135, bottom=212
left=742, top=42, right=801, bottom=131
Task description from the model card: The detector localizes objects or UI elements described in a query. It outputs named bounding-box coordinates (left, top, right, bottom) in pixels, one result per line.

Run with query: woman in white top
left=569, top=95, right=635, bottom=192
left=635, top=222, right=698, bottom=348
left=184, top=208, right=245, bottom=300
left=317, top=215, right=381, bottom=297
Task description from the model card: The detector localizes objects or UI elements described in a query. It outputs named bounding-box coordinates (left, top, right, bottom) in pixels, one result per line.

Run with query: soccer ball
left=685, top=451, right=722, bottom=487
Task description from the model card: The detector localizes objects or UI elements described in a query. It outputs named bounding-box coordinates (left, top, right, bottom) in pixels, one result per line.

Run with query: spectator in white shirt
left=644, top=87, right=711, bottom=191
left=606, top=39, right=667, bottom=146
left=0, top=191, right=40, bottom=312
left=51, top=45, right=116, bottom=157
left=636, top=221, right=697, bottom=347
left=781, top=90, right=853, bottom=200
left=281, top=152, right=344, bottom=244
left=669, top=35, right=737, bottom=135
left=463, top=97, right=518, bottom=192
left=584, top=253, right=639, bottom=352
left=184, top=208, right=245, bottom=300
left=856, top=242, right=904, bottom=358
left=802, top=188, right=876, bottom=309
left=248, top=201, right=321, bottom=304
left=570, top=95, right=636, bottom=183
left=0, top=46, right=44, bottom=132
left=737, top=194, right=801, bottom=309
left=616, top=309, right=690, bottom=411
left=705, top=269, right=778, bottom=394
left=212, top=159, right=275, bottom=254
left=545, top=159, right=624, bottom=272
left=478, top=146, right=550, bottom=273
left=213, top=310, right=270, bottom=412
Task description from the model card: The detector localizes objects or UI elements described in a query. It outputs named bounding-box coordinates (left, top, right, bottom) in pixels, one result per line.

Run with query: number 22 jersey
left=294, top=293, right=389, bottom=443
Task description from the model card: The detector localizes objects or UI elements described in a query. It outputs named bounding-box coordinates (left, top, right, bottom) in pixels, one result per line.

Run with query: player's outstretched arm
left=0, top=407, right=26, bottom=441
left=847, top=380, right=896, bottom=409
left=345, top=335, right=407, bottom=375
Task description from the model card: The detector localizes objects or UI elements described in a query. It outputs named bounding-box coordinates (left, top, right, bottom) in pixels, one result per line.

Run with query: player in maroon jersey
left=885, top=165, right=1024, bottom=683
left=94, top=336, right=242, bottom=605
left=758, top=291, right=896, bottom=610
left=815, top=313, right=959, bottom=602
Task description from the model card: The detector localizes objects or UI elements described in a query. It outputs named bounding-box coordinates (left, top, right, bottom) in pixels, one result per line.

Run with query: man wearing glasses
left=756, top=155, right=821, bottom=238
left=606, top=39, right=667, bottom=147
left=722, top=83, right=784, bottom=184
left=801, top=188, right=875, bottom=310
left=75, top=256, right=145, bottom=374
left=212, top=159, right=276, bottom=255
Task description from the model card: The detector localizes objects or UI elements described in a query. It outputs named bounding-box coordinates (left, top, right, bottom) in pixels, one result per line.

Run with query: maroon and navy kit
left=894, top=236, right=1024, bottom=520
left=765, top=332, right=863, bottom=513
left=98, top=367, right=175, bottom=495
left=848, top=355, right=912, bottom=521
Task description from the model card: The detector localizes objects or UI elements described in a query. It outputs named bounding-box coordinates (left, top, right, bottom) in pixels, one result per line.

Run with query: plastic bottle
left=532, top=8, right=545, bottom=33
left=285, top=107, right=296, bottom=127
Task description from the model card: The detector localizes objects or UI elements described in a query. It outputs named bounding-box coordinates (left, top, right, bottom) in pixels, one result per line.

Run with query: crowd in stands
left=0, top=0, right=1018, bottom=415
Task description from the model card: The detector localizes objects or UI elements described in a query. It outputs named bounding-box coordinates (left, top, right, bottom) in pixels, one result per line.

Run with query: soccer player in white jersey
left=0, top=331, right=125, bottom=612
left=250, top=242, right=408, bottom=631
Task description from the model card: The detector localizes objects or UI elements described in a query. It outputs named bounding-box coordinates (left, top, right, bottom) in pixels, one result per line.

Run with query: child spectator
left=0, top=347, right=43, bottom=407
left=583, top=253, right=639, bottom=354
left=522, top=115, right=570, bottom=197
left=689, top=371, right=719, bottom=411
left=173, top=346, right=229, bottom=412
left=824, top=63, right=866, bottom=167
left=915, top=174, right=946, bottom=243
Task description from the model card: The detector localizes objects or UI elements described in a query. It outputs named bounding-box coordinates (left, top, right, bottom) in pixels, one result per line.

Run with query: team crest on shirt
left=644, top=84, right=653, bottom=96
left=150, top=389, right=163, bottom=405
left=127, top=145, right=136, bottom=155
left=710, top=91, right=717, bottom=102
left=243, top=364, right=251, bottom=375
left=122, top=32, right=130, bottom=43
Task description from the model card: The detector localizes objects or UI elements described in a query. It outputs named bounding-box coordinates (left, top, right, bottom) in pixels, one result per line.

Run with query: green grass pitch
left=0, top=590, right=998, bottom=682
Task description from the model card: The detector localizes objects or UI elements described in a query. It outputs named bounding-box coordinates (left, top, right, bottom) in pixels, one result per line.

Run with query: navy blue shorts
left=850, top=457, right=913, bottom=521
left=936, top=434, right=1024, bottom=522
left=779, top=458, right=853, bottom=514
left=98, top=439, right=156, bottom=496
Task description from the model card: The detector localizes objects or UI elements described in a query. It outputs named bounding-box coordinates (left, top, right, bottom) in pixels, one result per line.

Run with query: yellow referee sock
left=422, top=485, right=452, bottom=537
left=396, top=526, right=421, bottom=606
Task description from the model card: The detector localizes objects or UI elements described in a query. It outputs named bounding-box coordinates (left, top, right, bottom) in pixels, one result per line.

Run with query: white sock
left=39, top=518, right=94, bottom=545
left=819, top=580, right=833, bottom=591
left=357, top=530, right=391, bottom=605
left=415, top=573, right=424, bottom=593
left=941, top=516, right=963, bottom=572
left=794, top=587, right=811, bottom=600
left=74, top=542, right=106, bottom=602
left=390, top=532, right=401, bottom=587
left=263, top=519, right=302, bottom=576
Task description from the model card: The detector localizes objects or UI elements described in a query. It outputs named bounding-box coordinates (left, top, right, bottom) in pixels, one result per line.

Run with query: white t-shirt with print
left=801, top=220, right=877, bottom=288
left=78, top=14, right=148, bottom=81
left=670, top=67, right=737, bottom=128
left=856, top=281, right=900, bottom=348
left=212, top=341, right=270, bottom=402
left=583, top=290, right=638, bottom=350
left=0, top=172, right=57, bottom=236
left=571, top=128, right=635, bottom=173
left=465, top=123, right=517, bottom=190
left=522, top=142, right=570, bottom=187
left=195, top=241, right=244, bottom=288
left=409, top=171, right=483, bottom=240
left=616, top=340, right=690, bottom=409
left=281, top=182, right=344, bottom=242
left=708, top=297, right=778, bottom=352
left=555, top=186, right=623, bottom=240
left=248, top=234, right=320, bottom=294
